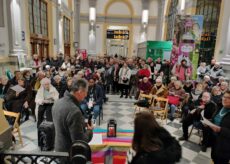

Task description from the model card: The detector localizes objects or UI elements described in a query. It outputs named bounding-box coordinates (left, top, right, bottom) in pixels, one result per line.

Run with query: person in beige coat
left=119, top=62, right=131, bottom=98
left=35, top=78, right=59, bottom=127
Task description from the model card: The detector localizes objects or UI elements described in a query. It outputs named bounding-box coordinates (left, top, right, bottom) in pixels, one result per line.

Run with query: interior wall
left=147, top=25, right=157, bottom=40
left=80, top=23, right=89, bottom=50
left=80, top=0, right=89, bottom=14
left=107, top=2, right=131, bottom=15
left=149, top=0, right=158, bottom=17
left=96, top=24, right=104, bottom=55
left=133, top=25, right=141, bottom=56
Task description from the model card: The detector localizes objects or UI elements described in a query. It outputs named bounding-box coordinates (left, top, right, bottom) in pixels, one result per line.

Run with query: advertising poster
left=171, top=15, right=203, bottom=79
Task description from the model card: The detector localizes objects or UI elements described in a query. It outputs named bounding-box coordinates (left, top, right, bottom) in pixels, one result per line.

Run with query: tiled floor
left=14, top=94, right=212, bottom=164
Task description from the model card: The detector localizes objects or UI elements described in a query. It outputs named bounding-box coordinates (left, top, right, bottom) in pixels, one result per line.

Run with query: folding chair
left=188, top=122, right=203, bottom=144
left=134, top=93, right=153, bottom=116
left=98, top=105, right=103, bottom=126
left=3, top=110, right=23, bottom=146
left=151, top=97, right=169, bottom=124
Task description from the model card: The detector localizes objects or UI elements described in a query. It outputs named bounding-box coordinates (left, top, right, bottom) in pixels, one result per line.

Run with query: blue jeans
left=169, top=104, right=176, bottom=118
left=80, top=103, right=100, bottom=119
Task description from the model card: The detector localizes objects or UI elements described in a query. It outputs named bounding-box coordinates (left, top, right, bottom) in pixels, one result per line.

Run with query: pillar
left=73, top=0, right=80, bottom=51
left=88, top=0, right=97, bottom=55
left=141, top=0, right=150, bottom=42
left=156, top=0, right=166, bottom=40
left=216, top=0, right=230, bottom=78
left=6, top=0, right=27, bottom=69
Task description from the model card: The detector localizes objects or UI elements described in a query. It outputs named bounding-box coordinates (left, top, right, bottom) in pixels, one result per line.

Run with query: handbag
left=122, top=78, right=128, bottom=83
left=167, top=95, right=180, bottom=105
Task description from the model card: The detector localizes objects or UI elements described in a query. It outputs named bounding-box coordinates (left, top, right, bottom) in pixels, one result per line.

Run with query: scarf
left=34, top=59, right=39, bottom=66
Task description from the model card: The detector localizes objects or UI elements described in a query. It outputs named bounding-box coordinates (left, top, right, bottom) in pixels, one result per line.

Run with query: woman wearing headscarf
left=35, top=78, right=59, bottom=127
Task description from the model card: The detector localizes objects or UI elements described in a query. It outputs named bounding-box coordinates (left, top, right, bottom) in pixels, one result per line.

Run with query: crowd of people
left=0, top=52, right=230, bottom=164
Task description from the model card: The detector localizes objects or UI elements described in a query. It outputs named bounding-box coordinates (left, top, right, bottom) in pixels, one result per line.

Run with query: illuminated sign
left=201, top=33, right=211, bottom=42
left=107, top=30, right=129, bottom=40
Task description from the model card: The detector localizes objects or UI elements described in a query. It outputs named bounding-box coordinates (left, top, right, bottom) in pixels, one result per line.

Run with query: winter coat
left=52, top=91, right=93, bottom=152
left=151, top=85, right=168, bottom=98
left=126, top=127, right=181, bottom=164
left=211, top=109, right=230, bottom=160
left=4, top=85, right=27, bottom=113
left=138, top=81, right=153, bottom=94
left=0, top=83, right=10, bottom=98
left=174, top=64, right=191, bottom=81
left=119, top=67, right=131, bottom=85
left=52, top=81, right=67, bottom=98
left=35, top=85, right=59, bottom=118
left=30, top=59, right=42, bottom=73
left=85, top=84, right=103, bottom=106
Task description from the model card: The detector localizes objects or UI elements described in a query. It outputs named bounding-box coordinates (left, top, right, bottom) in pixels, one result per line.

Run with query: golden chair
left=134, top=93, right=153, bottom=116
left=3, top=110, right=23, bottom=146
left=151, top=97, right=169, bottom=124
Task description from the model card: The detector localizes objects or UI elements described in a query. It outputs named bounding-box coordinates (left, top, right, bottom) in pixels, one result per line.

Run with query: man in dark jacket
left=52, top=79, right=93, bottom=153
left=80, top=77, right=103, bottom=125
left=179, top=92, right=217, bottom=152
left=52, top=75, right=67, bottom=98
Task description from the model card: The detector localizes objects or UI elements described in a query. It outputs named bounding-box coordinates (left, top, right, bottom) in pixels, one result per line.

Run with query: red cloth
left=138, top=69, right=150, bottom=78
left=113, top=156, right=126, bottom=164
left=167, top=95, right=180, bottom=105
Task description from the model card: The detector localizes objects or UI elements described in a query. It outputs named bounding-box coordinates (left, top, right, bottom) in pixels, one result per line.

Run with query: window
left=196, top=0, right=222, bottom=64
left=28, top=0, right=49, bottom=58
left=28, top=0, right=48, bottom=36
left=0, top=0, right=4, bottom=27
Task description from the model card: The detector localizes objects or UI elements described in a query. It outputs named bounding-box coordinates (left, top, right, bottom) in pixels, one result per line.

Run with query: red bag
left=167, top=95, right=180, bottom=105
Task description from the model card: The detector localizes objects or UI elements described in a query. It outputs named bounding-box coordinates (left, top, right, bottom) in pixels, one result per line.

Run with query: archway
left=103, top=0, right=134, bottom=57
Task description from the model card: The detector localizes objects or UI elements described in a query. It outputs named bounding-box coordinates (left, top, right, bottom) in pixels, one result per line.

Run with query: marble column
left=6, top=0, right=26, bottom=69
left=88, top=0, right=97, bottom=55
left=141, top=0, right=149, bottom=42
left=74, top=0, right=80, bottom=51
left=58, top=12, right=64, bottom=53
left=55, top=0, right=60, bottom=54
left=220, top=16, right=230, bottom=78
left=156, top=0, right=166, bottom=40
left=217, top=0, right=230, bottom=78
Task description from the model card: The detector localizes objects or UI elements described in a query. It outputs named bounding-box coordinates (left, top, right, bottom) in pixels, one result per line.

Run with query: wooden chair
left=134, top=93, right=153, bottom=116
left=151, top=97, right=169, bottom=124
left=3, top=110, right=23, bottom=146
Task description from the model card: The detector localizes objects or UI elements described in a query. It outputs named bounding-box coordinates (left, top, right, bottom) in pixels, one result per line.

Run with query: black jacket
left=52, top=81, right=67, bottom=98
left=193, top=100, right=217, bottom=121
left=211, top=110, right=230, bottom=160
left=0, top=83, right=10, bottom=96
left=130, top=128, right=181, bottom=164
left=86, top=84, right=103, bottom=106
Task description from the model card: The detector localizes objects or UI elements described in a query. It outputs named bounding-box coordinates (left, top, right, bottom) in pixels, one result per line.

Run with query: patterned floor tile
left=192, top=154, right=212, bottom=164
left=182, top=141, right=201, bottom=153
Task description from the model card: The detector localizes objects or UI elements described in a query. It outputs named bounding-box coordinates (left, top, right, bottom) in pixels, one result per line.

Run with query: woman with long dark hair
left=126, top=112, right=181, bottom=164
